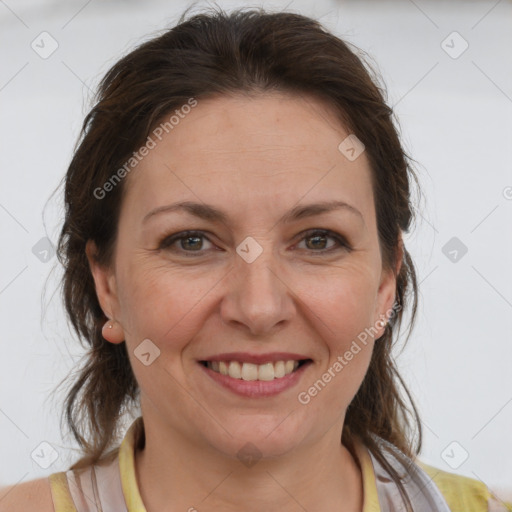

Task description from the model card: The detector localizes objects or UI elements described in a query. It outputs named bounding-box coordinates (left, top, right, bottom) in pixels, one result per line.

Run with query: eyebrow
left=142, top=200, right=364, bottom=225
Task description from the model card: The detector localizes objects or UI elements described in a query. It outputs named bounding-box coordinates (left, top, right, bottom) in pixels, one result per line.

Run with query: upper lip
left=199, top=352, right=311, bottom=365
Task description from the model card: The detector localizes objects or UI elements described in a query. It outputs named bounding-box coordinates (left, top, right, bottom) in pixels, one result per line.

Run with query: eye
left=158, top=229, right=351, bottom=257
left=295, top=229, right=351, bottom=254
left=158, top=230, right=215, bottom=256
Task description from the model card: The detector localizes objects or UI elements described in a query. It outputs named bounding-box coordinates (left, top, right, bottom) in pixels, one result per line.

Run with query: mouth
left=199, top=359, right=312, bottom=381
left=197, top=351, right=313, bottom=398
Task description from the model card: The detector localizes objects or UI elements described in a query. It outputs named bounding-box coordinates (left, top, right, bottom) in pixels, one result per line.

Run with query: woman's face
left=89, top=92, right=399, bottom=459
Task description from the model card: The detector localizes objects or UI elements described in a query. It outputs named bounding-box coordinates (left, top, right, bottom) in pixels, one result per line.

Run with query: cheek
left=297, top=270, right=377, bottom=387
left=298, top=265, right=379, bottom=342
left=116, top=257, right=219, bottom=346
left=295, top=279, right=376, bottom=414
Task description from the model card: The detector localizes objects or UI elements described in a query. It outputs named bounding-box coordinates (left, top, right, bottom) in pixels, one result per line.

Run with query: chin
left=204, top=413, right=309, bottom=461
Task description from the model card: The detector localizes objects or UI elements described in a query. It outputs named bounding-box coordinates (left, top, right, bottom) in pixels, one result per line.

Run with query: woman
left=2, top=7, right=510, bottom=512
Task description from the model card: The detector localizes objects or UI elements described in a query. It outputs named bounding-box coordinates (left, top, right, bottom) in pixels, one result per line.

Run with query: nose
left=219, top=243, right=296, bottom=337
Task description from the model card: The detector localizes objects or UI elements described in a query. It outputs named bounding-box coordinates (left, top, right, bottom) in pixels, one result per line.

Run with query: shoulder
left=417, top=460, right=512, bottom=512
left=0, top=476, right=55, bottom=512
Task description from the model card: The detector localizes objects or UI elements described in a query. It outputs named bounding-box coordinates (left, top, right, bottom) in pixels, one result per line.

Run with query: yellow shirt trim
left=48, top=471, right=77, bottom=511
left=119, top=417, right=147, bottom=511
left=352, top=438, right=381, bottom=512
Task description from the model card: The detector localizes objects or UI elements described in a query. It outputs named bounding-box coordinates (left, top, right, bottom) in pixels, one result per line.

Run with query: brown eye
left=297, top=230, right=351, bottom=254
left=179, top=235, right=203, bottom=251
left=159, top=231, right=214, bottom=256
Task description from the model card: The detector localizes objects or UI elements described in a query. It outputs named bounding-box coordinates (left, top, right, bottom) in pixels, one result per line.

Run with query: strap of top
left=367, top=435, right=452, bottom=512
left=65, top=456, right=128, bottom=512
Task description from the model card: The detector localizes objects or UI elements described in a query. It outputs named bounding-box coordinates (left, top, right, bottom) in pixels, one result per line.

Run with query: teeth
left=228, top=361, right=242, bottom=379
left=258, top=362, right=274, bottom=381
left=241, top=363, right=258, bottom=381
left=219, top=361, right=228, bottom=375
left=274, top=361, right=285, bottom=378
left=206, top=359, right=302, bottom=381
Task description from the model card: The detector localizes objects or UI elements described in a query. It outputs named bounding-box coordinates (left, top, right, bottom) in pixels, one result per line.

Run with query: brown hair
left=55, top=6, right=422, bottom=508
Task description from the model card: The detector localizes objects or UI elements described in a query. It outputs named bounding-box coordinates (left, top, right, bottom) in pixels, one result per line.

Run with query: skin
left=87, top=92, right=402, bottom=512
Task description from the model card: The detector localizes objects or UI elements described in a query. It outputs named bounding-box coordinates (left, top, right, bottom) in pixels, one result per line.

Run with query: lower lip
left=199, top=362, right=311, bottom=398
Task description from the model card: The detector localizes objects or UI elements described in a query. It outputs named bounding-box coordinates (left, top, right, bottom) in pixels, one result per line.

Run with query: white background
left=1, top=0, right=511, bottom=502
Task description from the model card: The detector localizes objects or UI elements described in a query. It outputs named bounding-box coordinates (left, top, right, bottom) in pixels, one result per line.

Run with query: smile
left=198, top=357, right=313, bottom=398
left=202, top=359, right=310, bottom=381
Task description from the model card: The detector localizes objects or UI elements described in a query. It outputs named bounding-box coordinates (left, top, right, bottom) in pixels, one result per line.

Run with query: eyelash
left=158, top=229, right=352, bottom=257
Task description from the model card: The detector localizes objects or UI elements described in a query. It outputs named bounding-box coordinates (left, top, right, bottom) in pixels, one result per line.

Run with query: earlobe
left=101, top=319, right=125, bottom=344
left=85, top=240, right=124, bottom=343
left=374, top=237, right=404, bottom=339
left=374, top=268, right=396, bottom=339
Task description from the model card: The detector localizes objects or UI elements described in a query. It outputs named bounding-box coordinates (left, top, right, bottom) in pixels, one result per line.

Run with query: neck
left=134, top=417, right=363, bottom=512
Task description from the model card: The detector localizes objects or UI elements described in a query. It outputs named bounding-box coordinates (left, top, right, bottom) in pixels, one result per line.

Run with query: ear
left=373, top=235, right=404, bottom=339
left=85, top=240, right=125, bottom=344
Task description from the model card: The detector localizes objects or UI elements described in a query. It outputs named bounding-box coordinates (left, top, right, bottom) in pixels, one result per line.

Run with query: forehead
left=121, top=92, right=375, bottom=226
